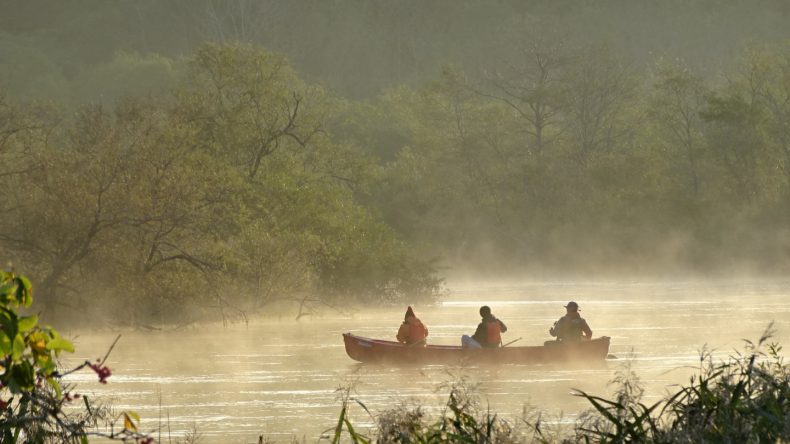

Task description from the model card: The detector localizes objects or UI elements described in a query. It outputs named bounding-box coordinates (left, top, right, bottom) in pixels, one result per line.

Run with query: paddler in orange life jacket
left=396, top=306, right=429, bottom=346
left=462, top=305, right=507, bottom=348
left=549, top=301, right=592, bottom=342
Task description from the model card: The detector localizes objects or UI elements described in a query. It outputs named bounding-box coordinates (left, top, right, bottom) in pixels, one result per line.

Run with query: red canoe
left=342, top=332, right=611, bottom=364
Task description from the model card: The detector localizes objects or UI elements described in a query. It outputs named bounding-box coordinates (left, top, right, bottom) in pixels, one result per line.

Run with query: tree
left=648, top=59, right=708, bottom=197
left=701, top=82, right=769, bottom=206
left=478, top=37, right=570, bottom=157
left=182, top=42, right=325, bottom=181
left=178, top=43, right=441, bottom=308
left=96, top=98, right=244, bottom=323
left=0, top=105, right=134, bottom=313
left=68, top=51, right=185, bottom=105
left=744, top=44, right=790, bottom=194
left=561, top=45, right=640, bottom=168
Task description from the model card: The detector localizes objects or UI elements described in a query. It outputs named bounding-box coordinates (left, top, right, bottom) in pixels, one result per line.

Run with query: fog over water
left=4, top=2, right=790, bottom=442
left=63, top=280, right=790, bottom=443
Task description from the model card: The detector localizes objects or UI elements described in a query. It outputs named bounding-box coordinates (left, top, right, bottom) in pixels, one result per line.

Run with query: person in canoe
left=549, top=301, right=592, bottom=342
left=461, top=305, right=507, bottom=348
left=396, top=306, right=429, bottom=346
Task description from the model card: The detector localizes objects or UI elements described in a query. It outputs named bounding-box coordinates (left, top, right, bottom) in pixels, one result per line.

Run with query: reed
left=572, top=323, right=790, bottom=443
left=322, top=323, right=790, bottom=444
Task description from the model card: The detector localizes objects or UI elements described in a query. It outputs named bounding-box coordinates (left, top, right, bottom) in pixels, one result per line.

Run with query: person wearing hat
left=549, top=301, right=592, bottom=342
left=462, top=305, right=507, bottom=348
left=396, top=306, right=429, bottom=346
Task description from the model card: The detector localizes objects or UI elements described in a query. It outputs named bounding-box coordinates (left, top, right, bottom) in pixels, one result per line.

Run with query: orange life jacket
left=408, top=319, right=428, bottom=343
left=485, top=320, right=502, bottom=346
left=398, top=318, right=427, bottom=344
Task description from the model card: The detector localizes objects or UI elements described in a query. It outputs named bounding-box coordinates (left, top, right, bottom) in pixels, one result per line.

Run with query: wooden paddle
left=501, top=337, right=522, bottom=348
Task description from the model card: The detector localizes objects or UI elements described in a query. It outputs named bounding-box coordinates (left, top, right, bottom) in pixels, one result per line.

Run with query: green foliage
left=6, top=33, right=790, bottom=323
left=568, top=325, right=790, bottom=443
left=576, top=325, right=790, bottom=443
left=69, top=51, right=185, bottom=105
left=658, top=327, right=790, bottom=443
left=329, top=380, right=522, bottom=444
left=0, top=270, right=68, bottom=397
left=176, top=42, right=441, bottom=310
left=0, top=42, right=442, bottom=326
left=350, top=40, right=790, bottom=276
left=0, top=270, right=151, bottom=443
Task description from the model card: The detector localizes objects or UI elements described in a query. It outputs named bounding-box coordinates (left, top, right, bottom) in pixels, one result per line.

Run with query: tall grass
left=315, top=324, right=790, bottom=443
left=573, top=323, right=790, bottom=443
left=319, top=378, right=525, bottom=443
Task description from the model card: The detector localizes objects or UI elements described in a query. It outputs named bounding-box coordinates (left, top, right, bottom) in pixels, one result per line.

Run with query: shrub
left=0, top=269, right=152, bottom=443
left=329, top=378, right=524, bottom=443
left=574, top=323, right=790, bottom=443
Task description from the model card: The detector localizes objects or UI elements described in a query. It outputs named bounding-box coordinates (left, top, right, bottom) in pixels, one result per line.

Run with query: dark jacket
left=549, top=312, right=592, bottom=341
left=471, top=314, right=507, bottom=347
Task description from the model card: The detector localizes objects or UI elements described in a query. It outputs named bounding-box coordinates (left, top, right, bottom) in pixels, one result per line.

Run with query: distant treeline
left=358, top=41, right=790, bottom=278
left=3, top=11, right=790, bottom=324
left=2, top=0, right=790, bottom=100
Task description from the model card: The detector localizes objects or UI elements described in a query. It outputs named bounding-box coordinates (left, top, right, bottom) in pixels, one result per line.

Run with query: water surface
left=63, top=281, right=790, bottom=442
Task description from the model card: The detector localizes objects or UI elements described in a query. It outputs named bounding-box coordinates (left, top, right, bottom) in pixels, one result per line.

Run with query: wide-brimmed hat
left=564, top=301, right=580, bottom=310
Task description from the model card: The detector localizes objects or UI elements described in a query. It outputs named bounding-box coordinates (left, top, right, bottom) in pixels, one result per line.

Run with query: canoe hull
left=342, top=333, right=610, bottom=364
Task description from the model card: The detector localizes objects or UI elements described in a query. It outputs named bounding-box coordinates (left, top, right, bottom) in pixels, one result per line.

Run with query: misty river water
left=62, top=281, right=790, bottom=443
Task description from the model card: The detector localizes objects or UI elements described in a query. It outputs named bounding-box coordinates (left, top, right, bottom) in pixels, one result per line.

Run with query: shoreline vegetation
left=313, top=323, right=789, bottom=444
left=2, top=35, right=790, bottom=328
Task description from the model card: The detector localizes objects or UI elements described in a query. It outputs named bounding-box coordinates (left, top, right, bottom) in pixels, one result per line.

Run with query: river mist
left=61, top=280, right=790, bottom=443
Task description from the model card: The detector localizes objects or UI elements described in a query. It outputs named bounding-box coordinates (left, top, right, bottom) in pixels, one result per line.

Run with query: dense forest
left=2, top=1, right=790, bottom=325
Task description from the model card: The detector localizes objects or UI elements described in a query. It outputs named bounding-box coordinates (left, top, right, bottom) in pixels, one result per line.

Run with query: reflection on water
left=62, top=281, right=790, bottom=442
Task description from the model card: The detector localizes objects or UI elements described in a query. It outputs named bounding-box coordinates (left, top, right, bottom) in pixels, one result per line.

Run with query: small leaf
left=344, top=417, right=370, bottom=444
left=17, top=315, right=37, bottom=333
left=123, top=412, right=138, bottom=432
left=126, top=410, right=141, bottom=423
left=46, top=327, right=61, bottom=340
left=10, top=361, right=35, bottom=392
left=0, top=331, right=11, bottom=355
left=333, top=405, right=346, bottom=444
left=0, top=282, right=15, bottom=299
left=14, top=276, right=32, bottom=307
left=46, top=338, right=75, bottom=353
left=38, top=355, right=55, bottom=375
left=11, top=334, right=24, bottom=361
left=354, top=398, right=373, bottom=419
left=83, top=395, right=93, bottom=415
left=48, top=377, right=62, bottom=398
left=0, top=311, right=17, bottom=338
left=29, top=332, right=47, bottom=354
